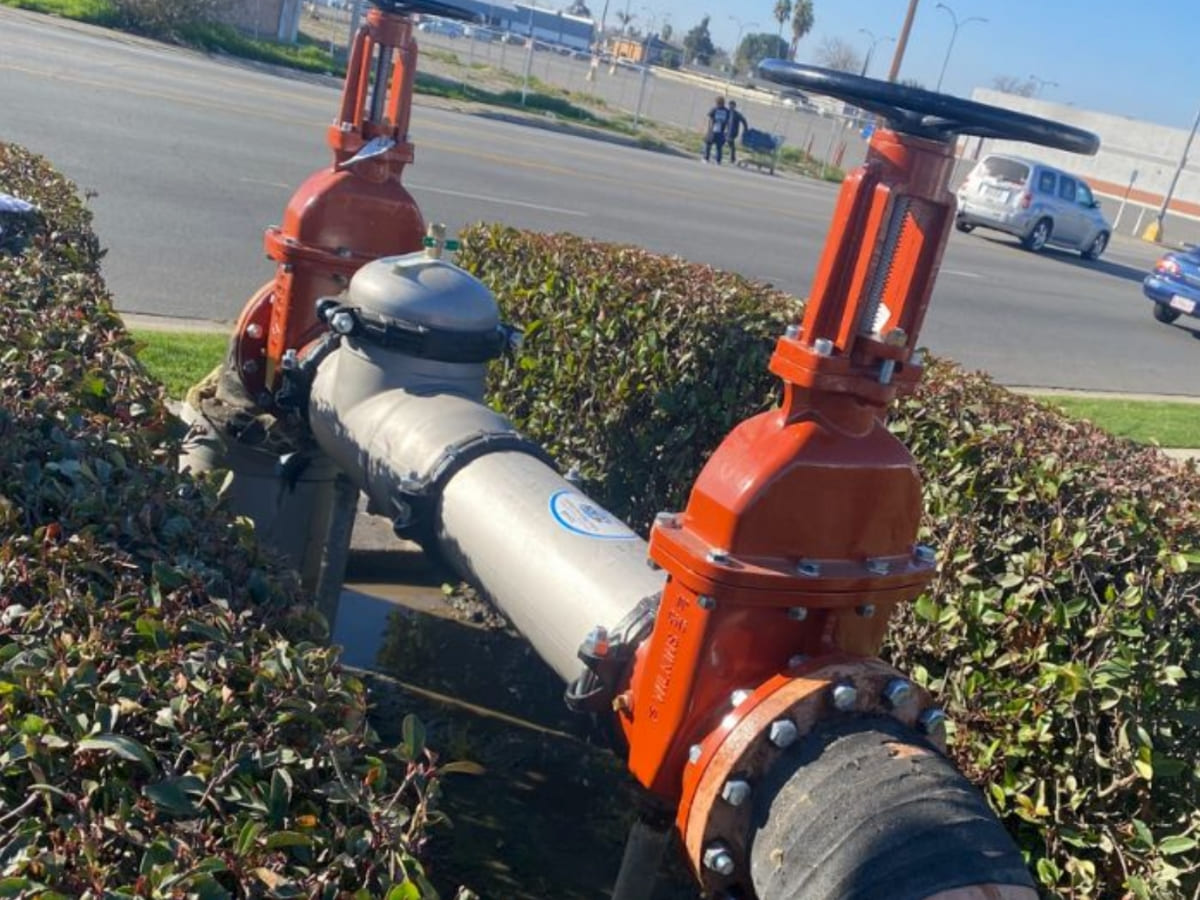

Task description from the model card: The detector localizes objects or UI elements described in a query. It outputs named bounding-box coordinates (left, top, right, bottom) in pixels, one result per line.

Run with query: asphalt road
left=2, top=8, right=1197, bottom=394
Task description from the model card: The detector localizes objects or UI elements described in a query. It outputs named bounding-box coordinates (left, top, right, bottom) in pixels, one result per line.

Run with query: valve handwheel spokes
left=757, top=60, right=1099, bottom=154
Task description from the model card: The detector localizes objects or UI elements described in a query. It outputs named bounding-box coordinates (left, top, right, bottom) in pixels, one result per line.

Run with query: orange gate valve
left=232, top=1, right=476, bottom=407
left=606, top=62, right=1100, bottom=891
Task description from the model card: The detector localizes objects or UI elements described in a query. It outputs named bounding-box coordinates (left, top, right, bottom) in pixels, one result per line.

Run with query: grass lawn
left=127, top=330, right=1200, bottom=450
left=128, top=329, right=226, bottom=400
left=1033, top=395, right=1200, bottom=449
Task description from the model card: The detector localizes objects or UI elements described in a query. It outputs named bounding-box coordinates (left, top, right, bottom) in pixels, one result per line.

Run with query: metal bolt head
left=581, top=626, right=609, bottom=658
left=329, top=310, right=356, bottom=335
left=914, top=544, right=937, bottom=565
left=241, top=359, right=259, bottom=375
left=707, top=548, right=730, bottom=565
left=720, top=779, right=752, bottom=807
left=919, top=707, right=948, bottom=736
left=786, top=606, right=808, bottom=622
left=688, top=744, right=703, bottom=764
left=697, top=594, right=716, bottom=611
left=654, top=511, right=680, bottom=529
left=796, top=560, right=821, bottom=577
left=702, top=843, right=736, bottom=876
left=768, top=719, right=798, bottom=749
left=856, top=604, right=876, bottom=618
left=831, top=682, right=858, bottom=712
left=245, top=322, right=263, bottom=340
left=787, top=654, right=809, bottom=669
left=281, top=349, right=299, bottom=371
left=883, top=678, right=913, bottom=709
left=866, top=558, right=890, bottom=576
left=784, top=323, right=800, bottom=339
left=884, top=327, right=909, bottom=348
left=910, top=349, right=926, bottom=367
left=813, top=337, right=834, bottom=356
left=730, top=689, right=752, bottom=707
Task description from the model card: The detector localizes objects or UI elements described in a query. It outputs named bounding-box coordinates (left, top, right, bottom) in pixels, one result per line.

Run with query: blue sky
left=597, top=0, right=1200, bottom=129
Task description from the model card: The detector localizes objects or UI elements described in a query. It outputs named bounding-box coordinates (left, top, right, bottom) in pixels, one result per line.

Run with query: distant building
left=447, top=0, right=595, bottom=52
left=607, top=34, right=680, bottom=66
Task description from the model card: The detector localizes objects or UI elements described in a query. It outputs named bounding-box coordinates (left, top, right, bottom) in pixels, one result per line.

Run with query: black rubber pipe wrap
left=749, top=716, right=1035, bottom=900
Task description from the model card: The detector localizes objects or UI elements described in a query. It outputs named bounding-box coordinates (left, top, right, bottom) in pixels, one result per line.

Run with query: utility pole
left=886, top=0, right=919, bottom=82
left=1152, top=101, right=1200, bottom=241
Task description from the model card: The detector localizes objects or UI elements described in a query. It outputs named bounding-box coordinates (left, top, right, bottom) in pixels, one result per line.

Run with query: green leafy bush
left=457, top=224, right=803, bottom=534
left=457, top=224, right=1199, bottom=898
left=0, top=144, right=459, bottom=897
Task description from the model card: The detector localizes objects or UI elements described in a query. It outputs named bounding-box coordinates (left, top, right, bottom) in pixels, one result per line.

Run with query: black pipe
left=748, top=716, right=1035, bottom=900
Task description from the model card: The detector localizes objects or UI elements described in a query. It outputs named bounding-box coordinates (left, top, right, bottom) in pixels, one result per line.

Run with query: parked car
left=1143, top=244, right=1200, bottom=325
left=417, top=18, right=465, bottom=38
left=955, top=154, right=1111, bottom=259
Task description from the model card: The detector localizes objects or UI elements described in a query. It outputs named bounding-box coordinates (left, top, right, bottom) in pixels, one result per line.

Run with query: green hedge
left=458, top=223, right=1200, bottom=898
left=0, top=145, right=460, bottom=897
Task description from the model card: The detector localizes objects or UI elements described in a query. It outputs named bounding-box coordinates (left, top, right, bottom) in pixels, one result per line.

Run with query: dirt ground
left=356, top=556, right=699, bottom=900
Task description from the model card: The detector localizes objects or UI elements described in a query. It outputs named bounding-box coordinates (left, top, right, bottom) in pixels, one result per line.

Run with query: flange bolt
left=915, top=545, right=937, bottom=565
left=697, top=595, right=717, bottom=611
left=813, top=338, right=834, bottom=356
left=786, top=606, right=808, bottom=622
left=768, top=719, right=799, bottom=748
left=707, top=549, right=730, bottom=565
left=703, top=843, right=736, bottom=876
left=883, top=678, right=913, bottom=709
left=720, top=779, right=752, bottom=807
left=919, top=708, right=948, bottom=737
left=730, top=689, right=752, bottom=707
left=832, top=682, right=858, bottom=712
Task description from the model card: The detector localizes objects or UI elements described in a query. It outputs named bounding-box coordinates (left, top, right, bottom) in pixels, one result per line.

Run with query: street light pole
left=1153, top=101, right=1200, bottom=239
left=858, top=28, right=895, bottom=78
left=886, top=0, right=920, bottom=82
left=727, top=15, right=759, bottom=92
left=934, top=3, right=987, bottom=92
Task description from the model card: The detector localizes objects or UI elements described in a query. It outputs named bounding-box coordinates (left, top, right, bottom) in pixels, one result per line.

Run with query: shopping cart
left=737, top=129, right=784, bottom=175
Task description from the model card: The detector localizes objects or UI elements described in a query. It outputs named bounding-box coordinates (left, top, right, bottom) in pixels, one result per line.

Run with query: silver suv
left=955, top=154, right=1111, bottom=260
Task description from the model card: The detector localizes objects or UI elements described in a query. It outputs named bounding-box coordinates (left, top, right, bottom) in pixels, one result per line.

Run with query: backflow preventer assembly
left=181, top=3, right=1102, bottom=897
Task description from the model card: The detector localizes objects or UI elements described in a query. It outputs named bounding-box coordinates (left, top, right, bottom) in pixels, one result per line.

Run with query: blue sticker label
left=549, top=490, right=638, bottom=540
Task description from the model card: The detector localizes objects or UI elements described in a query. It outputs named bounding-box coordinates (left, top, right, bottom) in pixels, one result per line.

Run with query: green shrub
left=0, top=144, right=461, bottom=897
left=457, top=224, right=803, bottom=533
left=457, top=224, right=1199, bottom=898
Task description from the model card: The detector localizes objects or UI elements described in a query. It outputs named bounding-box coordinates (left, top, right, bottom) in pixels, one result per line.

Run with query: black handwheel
left=758, top=60, right=1099, bottom=154
left=372, top=0, right=478, bottom=21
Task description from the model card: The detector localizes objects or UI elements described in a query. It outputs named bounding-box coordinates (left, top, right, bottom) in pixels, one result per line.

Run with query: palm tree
left=773, top=0, right=792, bottom=43
left=616, top=9, right=635, bottom=34
left=789, top=0, right=814, bottom=60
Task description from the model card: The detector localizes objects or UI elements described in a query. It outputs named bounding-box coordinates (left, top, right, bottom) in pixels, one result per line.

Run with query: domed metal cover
left=348, top=252, right=500, bottom=335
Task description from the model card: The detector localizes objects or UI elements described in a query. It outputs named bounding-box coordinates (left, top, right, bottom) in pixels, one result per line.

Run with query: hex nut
left=919, top=708, right=948, bottom=736
left=796, top=561, right=821, bottom=577
left=856, top=604, right=876, bottom=618
left=768, top=719, right=799, bottom=749
left=831, top=683, right=858, bottom=712
left=720, top=779, right=752, bottom=807
left=786, top=606, right=809, bottom=622
left=707, top=549, right=731, bottom=565
left=688, top=744, right=703, bottom=764
left=787, top=654, right=809, bottom=669
left=883, top=678, right=913, bottom=708
left=702, top=843, right=736, bottom=876
left=697, top=595, right=717, bottom=611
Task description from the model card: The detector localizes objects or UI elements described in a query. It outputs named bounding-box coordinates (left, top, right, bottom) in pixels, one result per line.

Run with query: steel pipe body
left=438, top=450, right=665, bottom=680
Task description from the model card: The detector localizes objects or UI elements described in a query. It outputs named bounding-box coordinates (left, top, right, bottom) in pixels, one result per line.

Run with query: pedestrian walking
left=726, top=100, right=749, bottom=164
left=703, top=97, right=731, bottom=164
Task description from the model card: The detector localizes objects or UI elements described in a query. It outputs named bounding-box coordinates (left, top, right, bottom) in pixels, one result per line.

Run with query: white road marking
left=940, top=268, right=982, bottom=279
left=238, top=177, right=293, bottom=190
left=408, top=184, right=589, bottom=217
